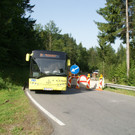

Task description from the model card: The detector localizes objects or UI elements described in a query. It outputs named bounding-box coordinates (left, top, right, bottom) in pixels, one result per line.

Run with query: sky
left=29, top=0, right=122, bottom=51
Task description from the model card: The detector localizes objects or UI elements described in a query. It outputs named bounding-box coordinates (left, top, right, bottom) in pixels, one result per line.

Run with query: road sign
left=70, top=65, right=79, bottom=74
left=79, top=75, right=87, bottom=87
left=80, top=75, right=87, bottom=83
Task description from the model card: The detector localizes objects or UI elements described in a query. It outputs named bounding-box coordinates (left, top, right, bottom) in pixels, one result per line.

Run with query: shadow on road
left=34, top=87, right=95, bottom=95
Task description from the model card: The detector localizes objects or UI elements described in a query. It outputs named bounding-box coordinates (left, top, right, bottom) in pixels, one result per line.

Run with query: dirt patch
left=36, top=110, right=54, bottom=135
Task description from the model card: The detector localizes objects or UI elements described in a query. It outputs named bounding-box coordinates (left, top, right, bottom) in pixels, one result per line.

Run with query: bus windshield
left=30, top=58, right=66, bottom=78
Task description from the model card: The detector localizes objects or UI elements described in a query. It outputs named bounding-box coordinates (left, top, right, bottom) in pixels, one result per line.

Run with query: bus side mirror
left=67, top=59, right=71, bottom=66
left=26, top=53, right=30, bottom=61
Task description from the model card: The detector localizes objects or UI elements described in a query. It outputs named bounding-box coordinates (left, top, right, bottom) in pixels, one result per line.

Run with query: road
left=26, top=88, right=135, bottom=135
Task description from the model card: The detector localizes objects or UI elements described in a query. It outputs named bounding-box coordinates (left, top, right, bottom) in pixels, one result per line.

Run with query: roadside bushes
left=0, top=66, right=29, bottom=90
left=128, top=62, right=135, bottom=86
left=0, top=77, right=7, bottom=89
left=101, top=61, right=135, bottom=86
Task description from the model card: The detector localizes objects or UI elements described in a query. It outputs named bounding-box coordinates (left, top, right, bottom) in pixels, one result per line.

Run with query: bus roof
left=31, top=50, right=67, bottom=59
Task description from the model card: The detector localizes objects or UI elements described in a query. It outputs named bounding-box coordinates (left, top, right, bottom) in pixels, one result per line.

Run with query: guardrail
left=105, top=83, right=135, bottom=91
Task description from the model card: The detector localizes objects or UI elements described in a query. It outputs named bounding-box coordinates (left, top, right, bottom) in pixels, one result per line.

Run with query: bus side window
left=31, top=59, right=40, bottom=77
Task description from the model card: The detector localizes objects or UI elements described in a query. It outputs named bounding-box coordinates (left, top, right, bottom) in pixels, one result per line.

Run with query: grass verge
left=104, top=87, right=135, bottom=97
left=0, top=86, right=53, bottom=135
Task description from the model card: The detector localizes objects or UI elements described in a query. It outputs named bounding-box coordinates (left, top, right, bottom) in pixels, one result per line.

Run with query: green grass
left=104, top=87, right=135, bottom=97
left=0, top=86, right=33, bottom=134
left=0, top=86, right=53, bottom=135
left=0, top=67, right=53, bottom=135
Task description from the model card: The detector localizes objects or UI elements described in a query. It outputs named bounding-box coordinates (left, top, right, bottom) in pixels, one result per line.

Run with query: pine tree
left=0, top=0, right=36, bottom=67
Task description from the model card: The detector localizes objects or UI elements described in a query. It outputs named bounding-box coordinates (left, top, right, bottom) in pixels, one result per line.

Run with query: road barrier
left=68, top=75, right=72, bottom=88
left=68, top=74, right=80, bottom=89
left=96, top=75, right=104, bottom=91
left=86, top=74, right=91, bottom=89
left=76, top=76, right=80, bottom=89
left=79, top=75, right=88, bottom=88
left=105, top=83, right=135, bottom=91
left=68, top=74, right=91, bottom=89
left=68, top=73, right=135, bottom=91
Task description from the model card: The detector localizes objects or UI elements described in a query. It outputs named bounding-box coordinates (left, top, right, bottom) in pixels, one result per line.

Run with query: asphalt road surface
left=26, top=88, right=135, bottom=135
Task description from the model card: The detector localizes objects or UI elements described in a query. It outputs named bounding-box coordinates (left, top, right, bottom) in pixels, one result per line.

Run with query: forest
left=0, top=0, right=135, bottom=87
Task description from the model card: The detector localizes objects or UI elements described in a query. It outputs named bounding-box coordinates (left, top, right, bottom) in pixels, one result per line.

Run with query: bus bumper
left=29, top=76, right=67, bottom=91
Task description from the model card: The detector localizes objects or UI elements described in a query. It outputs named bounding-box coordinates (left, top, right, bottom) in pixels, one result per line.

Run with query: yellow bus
left=26, top=50, right=70, bottom=91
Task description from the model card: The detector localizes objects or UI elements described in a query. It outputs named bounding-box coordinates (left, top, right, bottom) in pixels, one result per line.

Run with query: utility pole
left=126, top=0, right=130, bottom=78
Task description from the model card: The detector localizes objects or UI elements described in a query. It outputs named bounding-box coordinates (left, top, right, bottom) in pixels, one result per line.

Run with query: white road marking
left=26, top=91, right=65, bottom=126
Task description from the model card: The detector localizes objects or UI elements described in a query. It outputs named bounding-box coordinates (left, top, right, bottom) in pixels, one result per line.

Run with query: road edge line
left=26, top=91, right=65, bottom=126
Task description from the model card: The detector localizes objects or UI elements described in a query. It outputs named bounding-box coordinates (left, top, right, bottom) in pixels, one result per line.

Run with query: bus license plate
left=44, top=88, right=53, bottom=91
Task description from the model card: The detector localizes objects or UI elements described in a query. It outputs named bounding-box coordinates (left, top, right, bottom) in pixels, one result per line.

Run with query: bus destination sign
left=40, top=53, right=60, bottom=58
